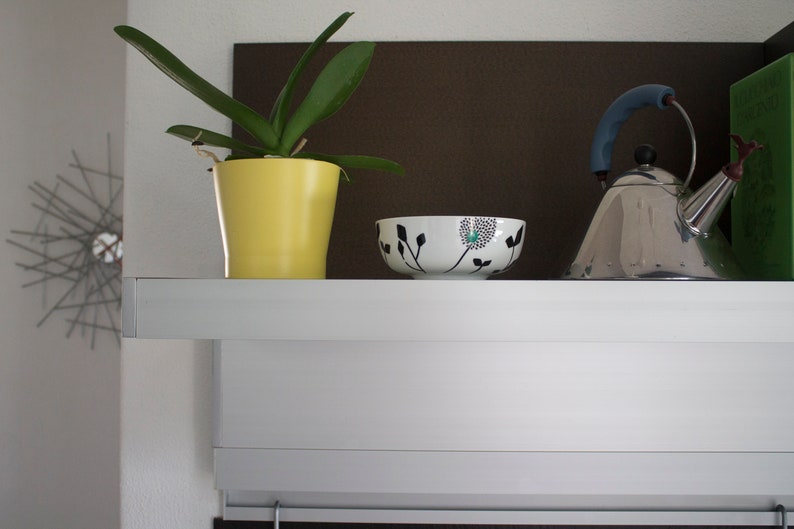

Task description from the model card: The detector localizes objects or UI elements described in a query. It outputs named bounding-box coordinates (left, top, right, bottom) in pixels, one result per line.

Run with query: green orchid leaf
left=114, top=25, right=281, bottom=152
left=117, top=15, right=402, bottom=177
left=280, top=41, right=375, bottom=153
left=294, top=152, right=405, bottom=176
left=166, top=125, right=270, bottom=156
left=270, top=11, right=354, bottom=135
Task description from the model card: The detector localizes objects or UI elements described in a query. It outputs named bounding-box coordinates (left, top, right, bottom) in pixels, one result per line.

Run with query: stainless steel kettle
left=564, top=84, right=762, bottom=280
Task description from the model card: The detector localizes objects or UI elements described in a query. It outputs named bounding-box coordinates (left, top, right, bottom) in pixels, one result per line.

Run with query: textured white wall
left=0, top=0, right=126, bottom=527
left=120, top=2, right=794, bottom=528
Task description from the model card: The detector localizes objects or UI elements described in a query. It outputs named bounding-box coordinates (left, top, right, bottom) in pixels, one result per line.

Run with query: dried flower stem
left=191, top=131, right=221, bottom=164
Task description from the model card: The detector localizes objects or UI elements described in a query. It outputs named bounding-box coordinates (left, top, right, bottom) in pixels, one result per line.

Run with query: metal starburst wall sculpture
left=6, top=135, right=123, bottom=348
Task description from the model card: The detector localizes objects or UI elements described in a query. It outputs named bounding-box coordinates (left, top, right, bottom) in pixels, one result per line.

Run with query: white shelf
left=122, top=277, right=794, bottom=342
left=122, top=277, right=794, bottom=524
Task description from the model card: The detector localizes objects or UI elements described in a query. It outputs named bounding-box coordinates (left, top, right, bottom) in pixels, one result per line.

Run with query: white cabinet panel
left=215, top=339, right=794, bottom=452
left=215, top=449, right=794, bottom=512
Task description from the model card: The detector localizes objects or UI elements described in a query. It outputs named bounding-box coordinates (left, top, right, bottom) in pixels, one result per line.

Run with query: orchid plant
left=115, top=12, right=403, bottom=176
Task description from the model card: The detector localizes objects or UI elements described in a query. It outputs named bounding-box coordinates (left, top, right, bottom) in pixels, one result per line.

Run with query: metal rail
left=224, top=499, right=789, bottom=527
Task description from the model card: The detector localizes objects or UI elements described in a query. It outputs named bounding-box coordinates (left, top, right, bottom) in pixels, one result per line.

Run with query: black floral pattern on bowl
left=494, top=224, right=523, bottom=274
left=377, top=221, right=426, bottom=272
left=445, top=217, right=498, bottom=272
left=377, top=217, right=524, bottom=277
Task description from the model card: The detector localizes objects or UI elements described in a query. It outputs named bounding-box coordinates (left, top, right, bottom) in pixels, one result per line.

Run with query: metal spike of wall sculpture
left=6, top=135, right=123, bottom=349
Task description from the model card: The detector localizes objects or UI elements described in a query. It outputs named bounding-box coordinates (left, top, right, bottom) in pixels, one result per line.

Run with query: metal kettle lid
left=609, top=144, right=683, bottom=188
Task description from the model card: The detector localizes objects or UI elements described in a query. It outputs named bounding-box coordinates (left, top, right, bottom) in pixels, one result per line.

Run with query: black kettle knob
left=634, top=144, right=657, bottom=166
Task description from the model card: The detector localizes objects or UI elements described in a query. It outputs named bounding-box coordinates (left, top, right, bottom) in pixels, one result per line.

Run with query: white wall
left=120, top=2, right=794, bottom=528
left=0, top=0, right=126, bottom=527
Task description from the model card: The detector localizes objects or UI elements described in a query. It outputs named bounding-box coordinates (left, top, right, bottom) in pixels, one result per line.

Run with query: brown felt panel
left=233, top=41, right=762, bottom=279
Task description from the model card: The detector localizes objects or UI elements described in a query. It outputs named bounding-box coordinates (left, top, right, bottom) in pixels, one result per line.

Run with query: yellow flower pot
left=212, top=158, right=340, bottom=278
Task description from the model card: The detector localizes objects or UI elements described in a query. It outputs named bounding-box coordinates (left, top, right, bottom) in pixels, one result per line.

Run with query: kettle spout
left=678, top=135, right=762, bottom=237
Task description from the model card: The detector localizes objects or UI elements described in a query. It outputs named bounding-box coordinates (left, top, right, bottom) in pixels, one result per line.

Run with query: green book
left=730, top=53, right=794, bottom=280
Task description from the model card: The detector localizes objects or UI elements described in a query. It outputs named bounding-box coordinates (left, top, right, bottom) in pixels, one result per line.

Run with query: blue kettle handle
left=589, top=84, right=675, bottom=175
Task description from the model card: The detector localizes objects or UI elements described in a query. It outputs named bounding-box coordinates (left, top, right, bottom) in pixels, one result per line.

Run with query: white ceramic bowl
left=376, top=216, right=526, bottom=279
